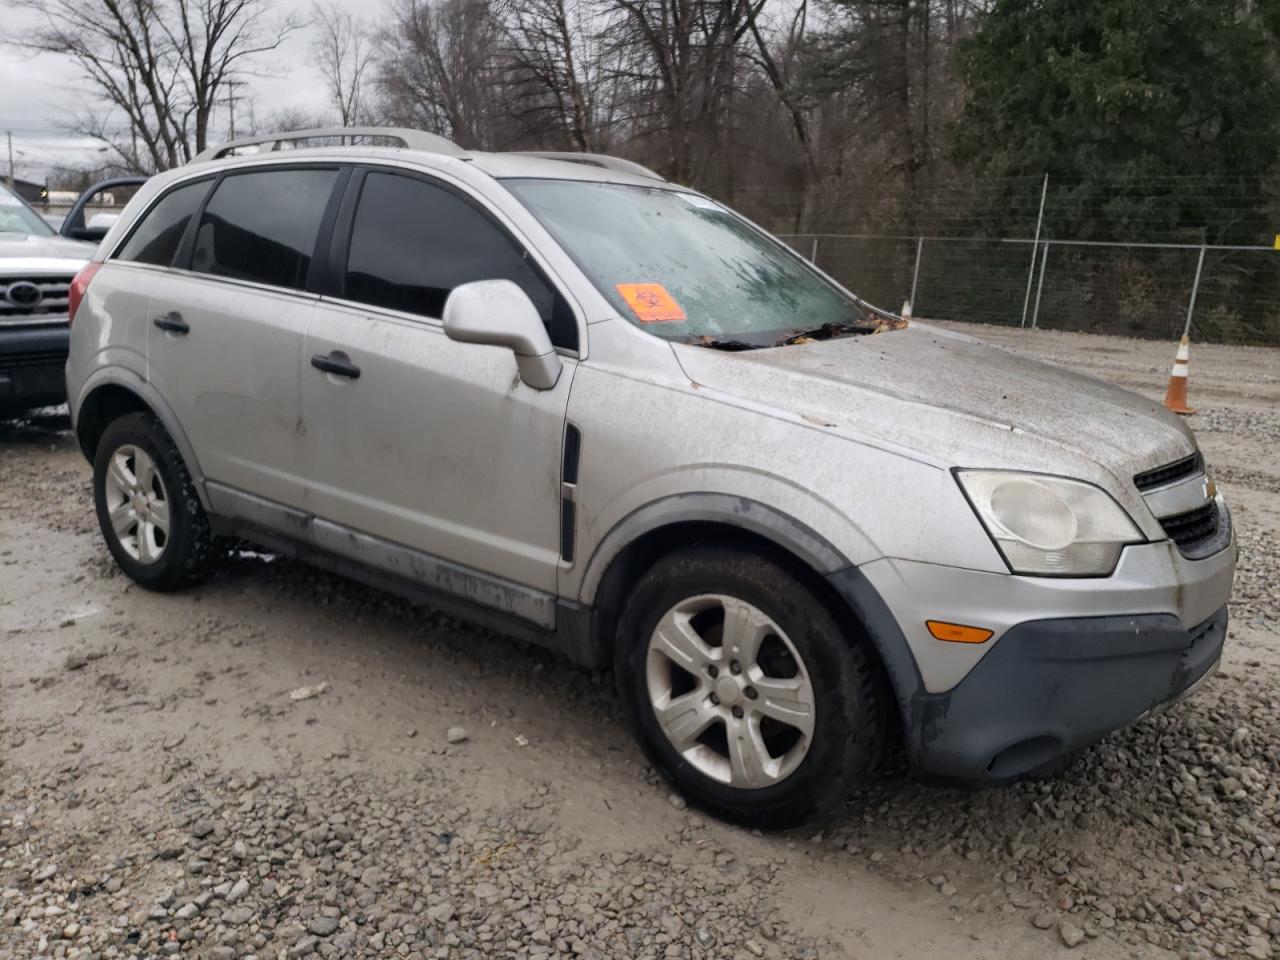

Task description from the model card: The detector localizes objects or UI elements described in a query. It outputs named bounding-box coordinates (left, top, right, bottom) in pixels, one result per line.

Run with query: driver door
left=300, top=168, right=578, bottom=595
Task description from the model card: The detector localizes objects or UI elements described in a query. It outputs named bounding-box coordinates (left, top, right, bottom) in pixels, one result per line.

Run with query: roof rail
left=191, top=127, right=465, bottom=164
left=510, top=151, right=665, bottom=182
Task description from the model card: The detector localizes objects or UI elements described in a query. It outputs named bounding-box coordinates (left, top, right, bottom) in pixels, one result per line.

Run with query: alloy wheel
left=645, top=594, right=816, bottom=788
left=102, top=444, right=170, bottom=563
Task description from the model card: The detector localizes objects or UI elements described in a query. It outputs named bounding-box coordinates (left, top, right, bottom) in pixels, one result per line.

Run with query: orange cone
left=1162, top=334, right=1195, bottom=415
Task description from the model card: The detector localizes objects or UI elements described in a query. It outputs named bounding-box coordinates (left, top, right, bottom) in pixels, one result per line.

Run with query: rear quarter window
left=116, top=180, right=211, bottom=267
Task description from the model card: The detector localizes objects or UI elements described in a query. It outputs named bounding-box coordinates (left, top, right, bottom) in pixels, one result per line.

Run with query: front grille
left=0, top=276, right=74, bottom=322
left=0, top=349, right=68, bottom=370
left=1134, top=452, right=1203, bottom=491
left=1160, top=500, right=1219, bottom=549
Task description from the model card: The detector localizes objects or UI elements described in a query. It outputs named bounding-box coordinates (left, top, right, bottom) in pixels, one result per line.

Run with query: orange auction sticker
left=616, top=283, right=687, bottom=323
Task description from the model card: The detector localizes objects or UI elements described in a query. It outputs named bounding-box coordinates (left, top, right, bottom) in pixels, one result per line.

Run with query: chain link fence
left=777, top=233, right=1280, bottom=346
left=749, top=172, right=1280, bottom=346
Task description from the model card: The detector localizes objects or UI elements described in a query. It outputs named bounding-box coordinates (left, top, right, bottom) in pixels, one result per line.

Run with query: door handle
left=311, top=352, right=361, bottom=379
left=152, top=312, right=189, bottom=334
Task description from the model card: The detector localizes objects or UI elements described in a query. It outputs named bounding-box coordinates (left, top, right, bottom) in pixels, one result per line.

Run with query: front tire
left=616, top=546, right=889, bottom=829
left=93, top=412, right=216, bottom=591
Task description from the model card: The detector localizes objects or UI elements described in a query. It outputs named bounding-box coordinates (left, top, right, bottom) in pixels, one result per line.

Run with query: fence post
left=810, top=236, right=819, bottom=265
left=1183, top=244, right=1206, bottom=338
left=910, top=236, right=924, bottom=308
left=1031, top=240, right=1050, bottom=329
left=1020, top=173, right=1050, bottom=328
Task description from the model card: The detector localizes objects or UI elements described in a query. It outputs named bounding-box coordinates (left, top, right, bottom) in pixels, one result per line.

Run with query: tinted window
left=191, top=169, right=338, bottom=289
left=117, top=180, right=209, bottom=266
left=344, top=172, right=576, bottom=348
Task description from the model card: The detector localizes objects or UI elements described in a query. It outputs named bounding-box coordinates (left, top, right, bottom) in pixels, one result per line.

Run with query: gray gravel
left=1, top=767, right=817, bottom=960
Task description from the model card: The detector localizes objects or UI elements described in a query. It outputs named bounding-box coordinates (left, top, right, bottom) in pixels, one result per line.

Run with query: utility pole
left=6, top=131, right=14, bottom=191
left=219, top=80, right=245, bottom=140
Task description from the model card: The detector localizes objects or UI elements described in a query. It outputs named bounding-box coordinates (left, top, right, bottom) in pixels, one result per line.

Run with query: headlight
left=955, top=470, right=1143, bottom=576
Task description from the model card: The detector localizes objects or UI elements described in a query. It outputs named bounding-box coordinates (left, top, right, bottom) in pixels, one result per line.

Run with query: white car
left=0, top=182, right=94, bottom=415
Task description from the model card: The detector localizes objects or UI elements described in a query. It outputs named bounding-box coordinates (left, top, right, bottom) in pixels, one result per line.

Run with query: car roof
left=465, top=152, right=670, bottom=189
left=183, top=127, right=677, bottom=192
left=179, top=147, right=676, bottom=193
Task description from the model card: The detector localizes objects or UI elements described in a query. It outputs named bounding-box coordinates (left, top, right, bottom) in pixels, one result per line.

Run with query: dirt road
left=2, top=324, right=1278, bottom=960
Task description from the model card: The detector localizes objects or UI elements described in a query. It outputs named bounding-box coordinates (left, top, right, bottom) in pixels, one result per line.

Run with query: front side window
left=505, top=179, right=898, bottom=348
left=0, top=183, right=55, bottom=237
left=116, top=180, right=210, bottom=266
left=343, top=171, right=576, bottom=349
left=191, top=169, right=338, bottom=289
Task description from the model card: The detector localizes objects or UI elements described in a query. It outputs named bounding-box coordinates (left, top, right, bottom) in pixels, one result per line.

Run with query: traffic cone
left=1162, top=334, right=1195, bottom=415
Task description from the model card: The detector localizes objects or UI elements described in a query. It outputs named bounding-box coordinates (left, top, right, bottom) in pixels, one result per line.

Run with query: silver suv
left=66, top=128, right=1236, bottom=827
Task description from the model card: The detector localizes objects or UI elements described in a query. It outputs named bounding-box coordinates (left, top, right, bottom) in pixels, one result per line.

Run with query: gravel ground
left=2, top=323, right=1278, bottom=960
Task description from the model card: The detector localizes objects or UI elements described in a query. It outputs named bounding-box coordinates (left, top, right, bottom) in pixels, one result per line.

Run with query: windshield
left=504, top=178, right=898, bottom=347
left=0, top=184, right=55, bottom=237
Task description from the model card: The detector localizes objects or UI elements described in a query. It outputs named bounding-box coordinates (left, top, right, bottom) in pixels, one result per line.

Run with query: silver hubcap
left=646, top=594, right=816, bottom=789
left=103, top=445, right=170, bottom=563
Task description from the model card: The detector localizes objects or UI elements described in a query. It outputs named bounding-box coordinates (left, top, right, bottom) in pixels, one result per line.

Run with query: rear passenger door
left=87, top=178, right=215, bottom=392
left=301, top=167, right=579, bottom=594
left=146, top=166, right=345, bottom=510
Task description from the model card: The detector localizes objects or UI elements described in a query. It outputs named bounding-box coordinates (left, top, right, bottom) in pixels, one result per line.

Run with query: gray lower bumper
left=906, top=605, right=1227, bottom=780
left=0, top=324, right=70, bottom=413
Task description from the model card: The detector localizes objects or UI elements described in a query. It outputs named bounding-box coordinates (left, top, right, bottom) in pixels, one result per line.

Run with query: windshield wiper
left=774, top=320, right=879, bottom=347
left=691, top=337, right=763, bottom=352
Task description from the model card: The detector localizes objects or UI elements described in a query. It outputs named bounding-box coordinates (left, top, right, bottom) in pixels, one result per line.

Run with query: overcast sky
left=1, top=0, right=360, bottom=182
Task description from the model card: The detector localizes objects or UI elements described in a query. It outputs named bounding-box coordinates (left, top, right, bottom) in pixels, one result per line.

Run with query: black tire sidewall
left=616, top=547, right=885, bottom=828
left=93, top=413, right=205, bottom=591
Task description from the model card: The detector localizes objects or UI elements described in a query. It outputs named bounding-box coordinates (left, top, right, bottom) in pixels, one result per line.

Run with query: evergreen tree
left=950, top=0, right=1280, bottom=242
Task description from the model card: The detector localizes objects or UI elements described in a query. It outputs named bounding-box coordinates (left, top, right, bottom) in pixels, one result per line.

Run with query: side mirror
left=442, top=280, right=562, bottom=390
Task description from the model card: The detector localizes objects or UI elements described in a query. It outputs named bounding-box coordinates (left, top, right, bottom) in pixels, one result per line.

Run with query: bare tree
left=604, top=0, right=756, bottom=184
left=742, top=0, right=811, bottom=165
left=295, top=0, right=984, bottom=230
left=10, top=0, right=301, bottom=172
left=312, top=1, right=376, bottom=125
left=256, top=105, right=333, bottom=134
left=376, top=0, right=509, bottom=148
left=499, top=0, right=619, bottom=151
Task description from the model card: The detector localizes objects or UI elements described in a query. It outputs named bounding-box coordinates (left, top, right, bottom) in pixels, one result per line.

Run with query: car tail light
left=68, top=262, right=103, bottom=326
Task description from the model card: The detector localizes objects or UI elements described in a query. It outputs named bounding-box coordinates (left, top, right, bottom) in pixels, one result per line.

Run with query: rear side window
left=116, top=181, right=209, bottom=266
left=343, top=171, right=576, bottom=349
left=191, top=169, right=338, bottom=290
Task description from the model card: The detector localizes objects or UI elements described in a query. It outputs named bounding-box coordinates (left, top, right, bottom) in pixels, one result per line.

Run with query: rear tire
left=93, top=412, right=216, bottom=591
left=615, top=546, right=888, bottom=829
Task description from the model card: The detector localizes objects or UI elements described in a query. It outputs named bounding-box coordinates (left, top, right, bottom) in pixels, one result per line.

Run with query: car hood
left=0, top=232, right=96, bottom=263
left=671, top=323, right=1197, bottom=482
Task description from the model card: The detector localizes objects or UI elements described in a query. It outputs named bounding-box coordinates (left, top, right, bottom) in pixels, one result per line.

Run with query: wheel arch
left=578, top=495, right=921, bottom=730
left=74, top=369, right=212, bottom=512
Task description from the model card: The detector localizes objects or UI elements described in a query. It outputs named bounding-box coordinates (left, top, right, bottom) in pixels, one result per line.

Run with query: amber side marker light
left=926, top=620, right=994, bottom=644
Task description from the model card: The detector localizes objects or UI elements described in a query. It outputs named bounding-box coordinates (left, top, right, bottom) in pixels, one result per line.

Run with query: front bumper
left=908, top=605, right=1227, bottom=780
left=0, top=323, right=70, bottom=413
left=827, top=504, right=1235, bottom=783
